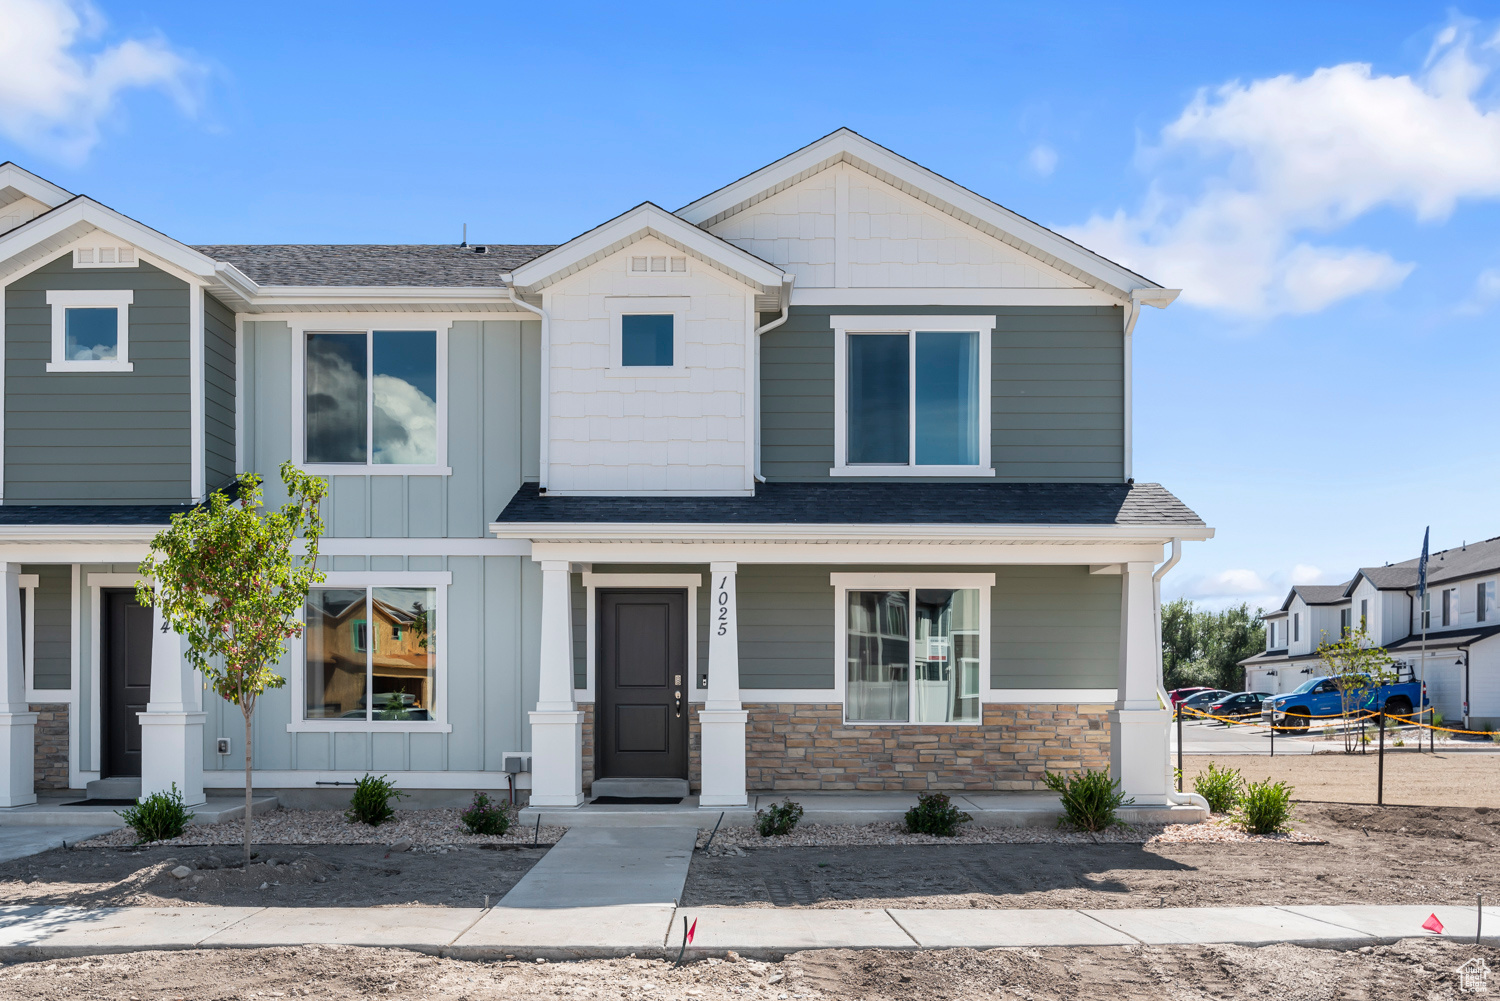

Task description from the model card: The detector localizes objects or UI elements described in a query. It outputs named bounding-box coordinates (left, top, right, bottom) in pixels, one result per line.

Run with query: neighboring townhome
left=1241, top=536, right=1500, bottom=729
left=0, top=130, right=1209, bottom=816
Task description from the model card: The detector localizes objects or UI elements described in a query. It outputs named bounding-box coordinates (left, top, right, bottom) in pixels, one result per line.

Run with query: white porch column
left=138, top=602, right=207, bottom=806
left=0, top=564, right=36, bottom=807
left=528, top=560, right=583, bottom=808
left=1109, top=560, right=1170, bottom=805
left=699, top=562, right=748, bottom=808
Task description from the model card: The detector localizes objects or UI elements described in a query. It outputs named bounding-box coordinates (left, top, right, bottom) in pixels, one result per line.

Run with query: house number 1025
left=716, top=577, right=730, bottom=636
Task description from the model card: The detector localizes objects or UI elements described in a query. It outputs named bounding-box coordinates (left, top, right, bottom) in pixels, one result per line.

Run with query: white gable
left=0, top=195, right=51, bottom=236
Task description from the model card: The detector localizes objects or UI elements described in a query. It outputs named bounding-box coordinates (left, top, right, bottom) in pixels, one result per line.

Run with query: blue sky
left=2, top=0, right=1498, bottom=611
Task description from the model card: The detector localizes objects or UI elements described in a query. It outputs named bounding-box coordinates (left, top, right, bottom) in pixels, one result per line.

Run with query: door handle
left=674, top=690, right=682, bottom=718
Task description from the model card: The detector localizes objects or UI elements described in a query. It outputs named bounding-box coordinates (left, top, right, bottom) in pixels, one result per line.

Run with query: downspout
left=751, top=275, right=795, bottom=484
left=1151, top=537, right=1207, bottom=811
left=504, top=282, right=550, bottom=491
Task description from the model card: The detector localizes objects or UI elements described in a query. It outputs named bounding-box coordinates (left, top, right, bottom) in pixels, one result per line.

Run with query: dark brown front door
left=102, top=588, right=153, bottom=778
left=597, top=590, right=689, bottom=780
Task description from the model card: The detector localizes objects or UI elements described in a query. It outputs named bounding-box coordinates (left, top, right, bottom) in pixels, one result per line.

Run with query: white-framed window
left=1360, top=598, right=1369, bottom=630
left=72, top=245, right=138, bottom=269
left=606, top=296, right=688, bottom=375
left=292, top=323, right=449, bottom=475
left=45, top=290, right=133, bottom=372
left=1479, top=581, right=1495, bottom=623
left=1268, top=621, right=1277, bottom=649
left=1293, top=612, right=1300, bottom=643
left=1442, top=587, right=1457, bottom=627
left=1422, top=592, right=1431, bottom=629
left=628, top=254, right=688, bottom=275
left=1340, top=607, right=1351, bottom=637
left=831, top=315, right=995, bottom=476
left=292, top=572, right=451, bottom=732
left=832, top=572, right=992, bottom=725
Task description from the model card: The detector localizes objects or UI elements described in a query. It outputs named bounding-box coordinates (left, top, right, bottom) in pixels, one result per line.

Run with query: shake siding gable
left=203, top=292, right=237, bottom=491
left=4, top=255, right=192, bottom=503
left=759, top=305, right=1124, bottom=481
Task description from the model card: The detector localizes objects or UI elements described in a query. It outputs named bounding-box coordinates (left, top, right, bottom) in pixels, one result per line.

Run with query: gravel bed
left=79, top=808, right=568, bottom=849
left=696, top=817, right=1320, bottom=854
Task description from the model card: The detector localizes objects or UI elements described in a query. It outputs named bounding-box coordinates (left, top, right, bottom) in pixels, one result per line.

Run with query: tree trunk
left=243, top=710, right=253, bottom=869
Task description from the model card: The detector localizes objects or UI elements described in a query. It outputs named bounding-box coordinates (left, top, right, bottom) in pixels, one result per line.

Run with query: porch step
left=590, top=778, right=689, bottom=800
left=85, top=777, right=141, bottom=801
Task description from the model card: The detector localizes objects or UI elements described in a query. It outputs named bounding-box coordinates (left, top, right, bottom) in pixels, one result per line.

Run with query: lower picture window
left=846, top=588, right=981, bottom=723
left=304, top=586, right=437, bottom=722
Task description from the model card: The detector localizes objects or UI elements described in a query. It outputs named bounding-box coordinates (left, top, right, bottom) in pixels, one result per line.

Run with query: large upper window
left=832, top=315, right=994, bottom=476
left=835, top=573, right=992, bottom=724
left=304, top=586, right=438, bottom=722
left=303, top=329, right=441, bottom=468
left=45, top=290, right=133, bottom=372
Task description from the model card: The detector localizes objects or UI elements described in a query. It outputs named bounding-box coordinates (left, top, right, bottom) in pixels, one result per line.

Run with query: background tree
left=1162, top=599, right=1266, bottom=692
left=137, top=462, right=327, bottom=866
left=1316, top=625, right=1397, bottom=753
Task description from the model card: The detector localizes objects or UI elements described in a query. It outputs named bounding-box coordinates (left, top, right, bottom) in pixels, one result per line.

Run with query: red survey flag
left=687, top=919, right=697, bottom=945
left=1422, top=913, right=1444, bottom=934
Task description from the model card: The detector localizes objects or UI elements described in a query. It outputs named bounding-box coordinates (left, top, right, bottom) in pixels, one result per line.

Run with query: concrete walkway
left=0, top=902, right=1489, bottom=960
left=0, top=826, right=117, bottom=864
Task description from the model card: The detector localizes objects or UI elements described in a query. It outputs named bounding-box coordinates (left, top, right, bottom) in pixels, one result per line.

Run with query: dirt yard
left=1182, top=751, right=1500, bottom=807
left=681, top=803, right=1500, bottom=909
left=0, top=842, right=545, bottom=908
left=0, top=941, right=1492, bottom=1000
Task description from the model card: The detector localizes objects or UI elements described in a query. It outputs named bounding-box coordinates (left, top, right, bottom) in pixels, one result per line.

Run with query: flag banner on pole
left=1418, top=527, right=1430, bottom=597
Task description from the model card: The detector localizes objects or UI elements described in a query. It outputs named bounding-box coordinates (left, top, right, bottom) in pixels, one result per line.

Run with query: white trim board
left=44, top=289, right=134, bottom=373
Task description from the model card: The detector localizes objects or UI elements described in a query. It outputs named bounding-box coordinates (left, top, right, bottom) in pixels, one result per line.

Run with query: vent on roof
left=630, top=255, right=687, bottom=274
left=473, top=246, right=488, bottom=254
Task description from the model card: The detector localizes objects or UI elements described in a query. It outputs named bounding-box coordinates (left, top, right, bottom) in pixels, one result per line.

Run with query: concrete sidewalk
left=0, top=902, right=1489, bottom=961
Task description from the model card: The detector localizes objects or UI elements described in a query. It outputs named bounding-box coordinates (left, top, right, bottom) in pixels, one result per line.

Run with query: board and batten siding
left=760, top=305, right=1124, bottom=482
left=23, top=563, right=71, bottom=691
left=203, top=293, right=237, bottom=491
left=4, top=256, right=191, bottom=503
left=240, top=317, right=539, bottom=539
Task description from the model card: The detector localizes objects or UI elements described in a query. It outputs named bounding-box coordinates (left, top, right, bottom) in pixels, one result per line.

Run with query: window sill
left=46, top=361, right=132, bottom=373
left=299, top=464, right=453, bottom=477
left=604, top=366, right=689, bottom=378
left=829, top=465, right=995, bottom=477
left=286, top=721, right=453, bottom=734
left=841, top=719, right=984, bottom=728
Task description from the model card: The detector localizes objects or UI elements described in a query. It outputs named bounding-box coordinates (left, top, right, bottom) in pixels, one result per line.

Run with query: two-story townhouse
left=0, top=131, right=1210, bottom=816
left=1241, top=536, right=1500, bottom=729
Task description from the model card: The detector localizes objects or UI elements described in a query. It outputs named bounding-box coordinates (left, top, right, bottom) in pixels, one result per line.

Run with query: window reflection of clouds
left=305, top=331, right=437, bottom=466
left=372, top=330, right=437, bottom=465
left=305, top=333, right=367, bottom=463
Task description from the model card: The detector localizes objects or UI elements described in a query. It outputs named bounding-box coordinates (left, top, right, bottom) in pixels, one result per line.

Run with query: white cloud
left=1457, top=265, right=1500, bottom=313
left=0, top=0, right=204, bottom=163
left=1290, top=564, right=1326, bottom=586
left=1064, top=22, right=1500, bottom=316
left=1026, top=143, right=1058, bottom=177
left=372, top=375, right=438, bottom=465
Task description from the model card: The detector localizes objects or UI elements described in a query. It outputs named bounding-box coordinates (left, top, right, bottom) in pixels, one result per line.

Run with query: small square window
left=621, top=314, right=674, bottom=367
left=45, top=290, right=132, bottom=371
left=65, top=308, right=119, bottom=362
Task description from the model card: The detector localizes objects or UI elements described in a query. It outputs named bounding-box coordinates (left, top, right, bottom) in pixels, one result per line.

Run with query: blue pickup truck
left=1260, top=673, right=1428, bottom=732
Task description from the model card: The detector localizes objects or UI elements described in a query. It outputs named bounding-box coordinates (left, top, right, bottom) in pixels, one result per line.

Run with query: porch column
left=138, top=602, right=207, bottom=806
left=699, top=562, right=748, bottom=808
left=1109, top=561, right=1170, bottom=805
left=0, top=564, right=36, bottom=807
left=528, top=560, right=583, bottom=808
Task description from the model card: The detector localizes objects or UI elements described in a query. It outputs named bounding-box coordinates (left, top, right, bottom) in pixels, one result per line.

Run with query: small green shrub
left=1236, top=778, right=1294, bottom=835
left=1392, top=736, right=1406, bottom=747
left=117, top=783, right=195, bottom=843
left=904, top=791, right=973, bottom=837
left=345, top=773, right=406, bottom=827
left=1043, top=768, right=1133, bottom=832
left=754, top=799, right=804, bottom=837
left=460, top=791, right=512, bottom=836
left=1192, top=761, right=1244, bottom=814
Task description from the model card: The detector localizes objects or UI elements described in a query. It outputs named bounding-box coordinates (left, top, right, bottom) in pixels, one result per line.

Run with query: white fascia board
left=491, top=521, right=1213, bottom=543
left=676, top=128, right=1162, bottom=300
left=793, top=287, right=1119, bottom=308
left=0, top=163, right=73, bottom=209
left=506, top=202, right=784, bottom=292
left=0, top=197, right=218, bottom=279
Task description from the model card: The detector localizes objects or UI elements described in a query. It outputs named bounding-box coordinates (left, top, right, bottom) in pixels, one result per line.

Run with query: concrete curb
left=0, top=903, right=1491, bottom=961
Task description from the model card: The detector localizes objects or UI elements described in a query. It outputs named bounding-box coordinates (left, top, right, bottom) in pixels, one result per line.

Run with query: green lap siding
left=760, top=305, right=1124, bottom=482
left=23, top=564, right=71, bottom=691
left=204, top=293, right=237, bottom=491
left=4, top=256, right=191, bottom=503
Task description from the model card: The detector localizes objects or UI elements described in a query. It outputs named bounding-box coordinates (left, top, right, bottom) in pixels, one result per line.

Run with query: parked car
left=1261, top=674, right=1429, bottom=732
left=1207, top=691, right=1273, bottom=720
left=1176, top=689, right=1231, bottom=716
left=1169, top=686, right=1215, bottom=706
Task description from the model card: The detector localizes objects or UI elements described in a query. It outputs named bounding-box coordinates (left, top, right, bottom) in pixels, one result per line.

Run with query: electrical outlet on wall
left=216, top=738, right=231, bottom=755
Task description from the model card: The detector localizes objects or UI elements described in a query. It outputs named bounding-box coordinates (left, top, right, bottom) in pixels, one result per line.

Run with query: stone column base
left=0, top=711, right=38, bottom=808
left=698, top=709, right=748, bottom=807
left=529, top=710, right=584, bottom=808
left=139, top=711, right=207, bottom=806
left=1109, top=707, right=1170, bottom=806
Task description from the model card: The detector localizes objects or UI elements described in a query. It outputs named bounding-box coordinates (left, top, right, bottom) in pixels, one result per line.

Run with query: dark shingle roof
left=0, top=503, right=198, bottom=526
left=195, top=244, right=555, bottom=287
left=495, top=481, right=1204, bottom=527
left=1350, top=536, right=1500, bottom=593
left=1291, top=584, right=1352, bottom=606
left=1385, top=624, right=1500, bottom=652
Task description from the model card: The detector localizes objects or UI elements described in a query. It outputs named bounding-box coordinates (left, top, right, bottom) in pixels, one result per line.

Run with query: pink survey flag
left=687, top=919, right=697, bottom=945
left=1422, top=913, right=1444, bottom=934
